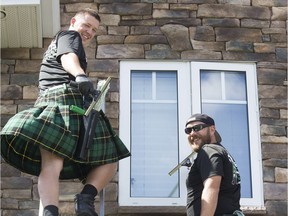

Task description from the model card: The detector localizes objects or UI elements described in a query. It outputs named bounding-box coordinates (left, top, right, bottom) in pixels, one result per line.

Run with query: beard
left=189, top=129, right=212, bottom=152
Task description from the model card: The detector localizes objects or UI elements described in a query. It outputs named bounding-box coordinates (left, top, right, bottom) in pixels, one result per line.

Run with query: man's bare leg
left=86, top=162, right=117, bottom=191
left=75, top=163, right=117, bottom=216
left=38, top=148, right=64, bottom=214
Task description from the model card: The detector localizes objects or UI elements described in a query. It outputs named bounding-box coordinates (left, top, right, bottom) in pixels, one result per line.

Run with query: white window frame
left=119, top=61, right=264, bottom=208
left=190, top=62, right=264, bottom=207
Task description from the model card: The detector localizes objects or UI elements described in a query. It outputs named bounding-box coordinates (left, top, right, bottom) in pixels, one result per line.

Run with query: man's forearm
left=200, top=188, right=219, bottom=216
left=200, top=175, right=221, bottom=216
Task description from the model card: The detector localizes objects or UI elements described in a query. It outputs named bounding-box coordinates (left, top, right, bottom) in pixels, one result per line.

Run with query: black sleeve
left=197, top=146, right=224, bottom=182
left=56, top=31, right=83, bottom=63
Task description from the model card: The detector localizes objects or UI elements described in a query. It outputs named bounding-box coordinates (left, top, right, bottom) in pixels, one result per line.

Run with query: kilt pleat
left=0, top=84, right=130, bottom=180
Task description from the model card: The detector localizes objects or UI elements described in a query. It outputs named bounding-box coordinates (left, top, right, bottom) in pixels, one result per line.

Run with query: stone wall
left=1, top=0, right=287, bottom=215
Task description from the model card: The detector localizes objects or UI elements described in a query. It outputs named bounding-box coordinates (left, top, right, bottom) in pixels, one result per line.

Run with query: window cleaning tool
left=71, top=77, right=111, bottom=160
left=168, top=152, right=196, bottom=176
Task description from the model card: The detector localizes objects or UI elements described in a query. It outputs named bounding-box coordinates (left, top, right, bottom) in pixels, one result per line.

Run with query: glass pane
left=201, top=69, right=251, bottom=198
left=131, top=71, right=152, bottom=100
left=202, top=104, right=252, bottom=198
left=200, top=71, right=222, bottom=100
left=130, top=71, right=179, bottom=198
left=156, top=72, right=177, bottom=100
left=225, top=72, right=247, bottom=100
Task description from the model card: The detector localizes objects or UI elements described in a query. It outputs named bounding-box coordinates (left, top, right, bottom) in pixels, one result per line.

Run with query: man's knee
left=40, top=148, right=64, bottom=171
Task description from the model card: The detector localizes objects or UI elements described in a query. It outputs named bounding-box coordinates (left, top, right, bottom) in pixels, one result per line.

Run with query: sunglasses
left=185, top=124, right=210, bottom=134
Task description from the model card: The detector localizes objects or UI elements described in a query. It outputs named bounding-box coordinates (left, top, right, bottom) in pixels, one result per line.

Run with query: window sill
left=241, top=206, right=267, bottom=215
left=118, top=206, right=186, bottom=214
left=118, top=206, right=267, bottom=215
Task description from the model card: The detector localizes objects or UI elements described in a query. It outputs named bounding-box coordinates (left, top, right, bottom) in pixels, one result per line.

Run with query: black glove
left=75, top=74, right=94, bottom=96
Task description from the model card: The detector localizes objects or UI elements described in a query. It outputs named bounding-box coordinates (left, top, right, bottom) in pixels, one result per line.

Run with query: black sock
left=43, top=205, right=59, bottom=216
left=80, top=184, right=98, bottom=197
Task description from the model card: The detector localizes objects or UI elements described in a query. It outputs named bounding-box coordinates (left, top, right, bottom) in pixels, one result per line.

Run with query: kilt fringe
left=0, top=85, right=130, bottom=180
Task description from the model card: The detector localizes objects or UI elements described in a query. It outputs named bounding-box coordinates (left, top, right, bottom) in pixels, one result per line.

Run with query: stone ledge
left=118, top=205, right=267, bottom=215
left=118, top=206, right=186, bottom=214
left=241, top=206, right=267, bottom=215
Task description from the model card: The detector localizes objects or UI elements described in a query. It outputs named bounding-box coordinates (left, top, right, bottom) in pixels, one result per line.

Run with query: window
left=119, top=61, right=263, bottom=208
left=130, top=71, right=178, bottom=198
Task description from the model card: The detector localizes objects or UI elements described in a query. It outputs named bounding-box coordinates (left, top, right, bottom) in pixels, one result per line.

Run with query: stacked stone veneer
left=1, top=0, right=287, bottom=215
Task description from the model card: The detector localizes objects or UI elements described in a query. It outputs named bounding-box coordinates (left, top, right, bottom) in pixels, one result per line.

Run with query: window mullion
left=152, top=72, right=157, bottom=100
left=221, top=72, right=226, bottom=100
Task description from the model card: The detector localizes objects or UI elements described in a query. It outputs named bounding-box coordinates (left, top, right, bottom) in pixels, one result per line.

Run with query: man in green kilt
left=0, top=8, right=130, bottom=216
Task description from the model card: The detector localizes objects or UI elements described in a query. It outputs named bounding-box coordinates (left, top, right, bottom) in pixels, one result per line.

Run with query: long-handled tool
left=168, top=152, right=196, bottom=176
left=84, top=77, right=111, bottom=116
left=71, top=77, right=112, bottom=160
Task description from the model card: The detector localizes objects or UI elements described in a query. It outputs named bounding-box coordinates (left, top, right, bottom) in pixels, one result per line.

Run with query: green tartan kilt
left=0, top=84, right=130, bottom=180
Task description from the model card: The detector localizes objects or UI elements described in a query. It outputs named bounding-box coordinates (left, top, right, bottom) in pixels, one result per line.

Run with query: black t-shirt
left=186, top=143, right=241, bottom=216
left=39, top=30, right=87, bottom=90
